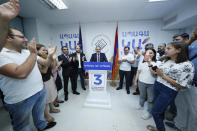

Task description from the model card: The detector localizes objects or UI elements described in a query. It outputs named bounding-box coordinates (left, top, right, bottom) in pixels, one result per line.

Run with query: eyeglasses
left=12, top=35, right=26, bottom=39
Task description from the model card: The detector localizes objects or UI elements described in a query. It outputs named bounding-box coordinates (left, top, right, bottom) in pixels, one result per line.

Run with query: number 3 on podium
left=94, top=74, right=102, bottom=85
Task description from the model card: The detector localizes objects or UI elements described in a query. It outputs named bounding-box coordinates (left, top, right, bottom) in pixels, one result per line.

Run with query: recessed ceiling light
left=148, top=0, right=167, bottom=2
left=49, top=0, right=67, bottom=9
left=41, top=0, right=68, bottom=10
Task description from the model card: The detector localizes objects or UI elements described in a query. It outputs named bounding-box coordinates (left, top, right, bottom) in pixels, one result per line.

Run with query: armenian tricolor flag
left=112, top=25, right=119, bottom=80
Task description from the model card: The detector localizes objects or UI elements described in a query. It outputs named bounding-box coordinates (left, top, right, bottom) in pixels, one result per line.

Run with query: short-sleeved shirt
left=189, top=44, right=197, bottom=84
left=138, top=61, right=157, bottom=84
left=0, top=48, right=43, bottom=104
left=131, top=53, right=141, bottom=68
left=119, top=53, right=134, bottom=71
left=157, top=60, right=194, bottom=91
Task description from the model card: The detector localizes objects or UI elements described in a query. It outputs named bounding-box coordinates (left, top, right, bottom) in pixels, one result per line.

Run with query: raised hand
left=28, top=38, right=37, bottom=54
left=0, top=0, right=20, bottom=22
left=52, top=52, right=58, bottom=60
left=48, top=44, right=57, bottom=58
left=69, top=57, right=72, bottom=62
left=57, top=60, right=63, bottom=67
left=193, top=28, right=197, bottom=38
left=73, top=57, right=76, bottom=62
left=187, top=28, right=197, bottom=45
left=82, top=56, right=85, bottom=61
left=191, top=28, right=197, bottom=41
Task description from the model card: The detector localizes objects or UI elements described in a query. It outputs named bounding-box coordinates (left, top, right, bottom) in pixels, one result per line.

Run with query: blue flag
left=78, top=24, right=83, bottom=52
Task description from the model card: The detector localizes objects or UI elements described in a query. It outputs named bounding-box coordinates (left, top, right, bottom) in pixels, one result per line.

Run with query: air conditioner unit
left=40, top=0, right=67, bottom=10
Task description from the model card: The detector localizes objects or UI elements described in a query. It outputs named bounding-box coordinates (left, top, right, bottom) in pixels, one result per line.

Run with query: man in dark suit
left=72, top=45, right=87, bottom=91
left=90, top=46, right=108, bottom=62
left=58, top=46, right=80, bottom=101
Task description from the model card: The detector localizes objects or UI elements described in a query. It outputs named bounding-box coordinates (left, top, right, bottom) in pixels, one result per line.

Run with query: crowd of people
left=0, top=1, right=197, bottom=131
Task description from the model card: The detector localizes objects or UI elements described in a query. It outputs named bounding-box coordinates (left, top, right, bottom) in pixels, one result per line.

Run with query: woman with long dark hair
left=134, top=48, right=157, bottom=120
left=147, top=41, right=194, bottom=131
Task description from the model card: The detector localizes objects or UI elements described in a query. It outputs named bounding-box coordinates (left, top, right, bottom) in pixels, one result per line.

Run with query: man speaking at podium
left=90, top=46, right=108, bottom=62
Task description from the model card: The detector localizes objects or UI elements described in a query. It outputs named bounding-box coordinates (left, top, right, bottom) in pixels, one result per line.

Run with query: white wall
left=36, top=19, right=52, bottom=45
left=24, top=19, right=179, bottom=61
left=50, top=20, right=179, bottom=61
left=23, top=18, right=39, bottom=42
left=119, top=20, right=178, bottom=55
left=23, top=18, right=52, bottom=46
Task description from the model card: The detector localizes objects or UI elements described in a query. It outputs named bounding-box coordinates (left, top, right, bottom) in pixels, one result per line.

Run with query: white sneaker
left=136, top=105, right=144, bottom=110
left=141, top=111, right=151, bottom=120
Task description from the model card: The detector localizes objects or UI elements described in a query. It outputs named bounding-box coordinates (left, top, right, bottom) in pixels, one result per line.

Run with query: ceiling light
left=40, top=0, right=68, bottom=10
left=148, top=0, right=167, bottom=2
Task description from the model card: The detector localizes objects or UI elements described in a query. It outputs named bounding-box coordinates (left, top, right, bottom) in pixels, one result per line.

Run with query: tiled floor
left=0, top=81, right=176, bottom=131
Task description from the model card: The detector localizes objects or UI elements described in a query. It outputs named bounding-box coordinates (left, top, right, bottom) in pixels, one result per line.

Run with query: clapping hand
left=69, top=57, right=72, bottom=62
left=82, top=56, right=85, bottom=61
left=28, top=38, right=37, bottom=54
left=73, top=56, right=76, bottom=62
left=48, top=44, right=57, bottom=58
left=57, top=60, right=63, bottom=67
left=122, top=59, right=127, bottom=62
left=0, top=0, right=20, bottom=22
left=52, top=52, right=58, bottom=60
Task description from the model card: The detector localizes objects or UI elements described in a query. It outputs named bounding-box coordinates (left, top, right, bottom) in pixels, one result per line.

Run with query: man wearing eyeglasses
left=0, top=27, right=57, bottom=131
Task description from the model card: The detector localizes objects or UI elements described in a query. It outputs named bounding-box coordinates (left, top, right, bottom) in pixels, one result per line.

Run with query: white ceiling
left=19, top=0, right=188, bottom=25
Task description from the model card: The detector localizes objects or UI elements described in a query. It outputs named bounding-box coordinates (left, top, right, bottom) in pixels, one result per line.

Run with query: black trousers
left=0, top=89, right=4, bottom=104
left=119, top=70, right=131, bottom=91
left=130, top=67, right=139, bottom=92
left=63, top=74, right=76, bottom=95
left=55, top=74, right=63, bottom=91
left=75, top=68, right=85, bottom=89
left=129, top=67, right=138, bottom=86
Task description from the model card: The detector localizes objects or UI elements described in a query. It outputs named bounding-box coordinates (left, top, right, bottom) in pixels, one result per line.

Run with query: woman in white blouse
left=146, top=41, right=194, bottom=131
left=134, top=48, right=157, bottom=120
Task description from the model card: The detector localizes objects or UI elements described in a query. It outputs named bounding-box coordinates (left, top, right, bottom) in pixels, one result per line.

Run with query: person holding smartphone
left=146, top=41, right=194, bottom=131
left=134, top=48, right=157, bottom=120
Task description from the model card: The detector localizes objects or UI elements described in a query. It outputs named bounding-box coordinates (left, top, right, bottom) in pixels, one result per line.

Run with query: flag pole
left=110, top=23, right=119, bottom=87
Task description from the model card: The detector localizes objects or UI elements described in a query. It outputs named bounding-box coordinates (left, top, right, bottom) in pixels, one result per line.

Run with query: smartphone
left=152, top=66, right=158, bottom=71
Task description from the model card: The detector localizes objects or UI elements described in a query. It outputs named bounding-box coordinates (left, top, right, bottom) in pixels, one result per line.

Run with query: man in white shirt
left=0, top=27, right=57, bottom=131
left=116, top=46, right=134, bottom=94
left=72, top=45, right=87, bottom=92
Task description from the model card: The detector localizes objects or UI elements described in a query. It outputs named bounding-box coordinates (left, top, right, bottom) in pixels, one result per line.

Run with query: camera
left=152, top=66, right=158, bottom=71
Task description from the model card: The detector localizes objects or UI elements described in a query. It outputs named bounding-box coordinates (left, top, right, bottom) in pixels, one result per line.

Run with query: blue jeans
left=168, top=100, right=177, bottom=118
left=152, top=81, right=177, bottom=131
left=4, top=88, right=47, bottom=131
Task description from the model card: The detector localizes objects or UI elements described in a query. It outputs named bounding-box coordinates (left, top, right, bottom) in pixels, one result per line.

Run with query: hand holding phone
left=152, top=66, right=158, bottom=71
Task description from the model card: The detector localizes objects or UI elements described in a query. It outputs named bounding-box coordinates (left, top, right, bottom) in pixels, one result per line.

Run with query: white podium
left=83, top=62, right=112, bottom=109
